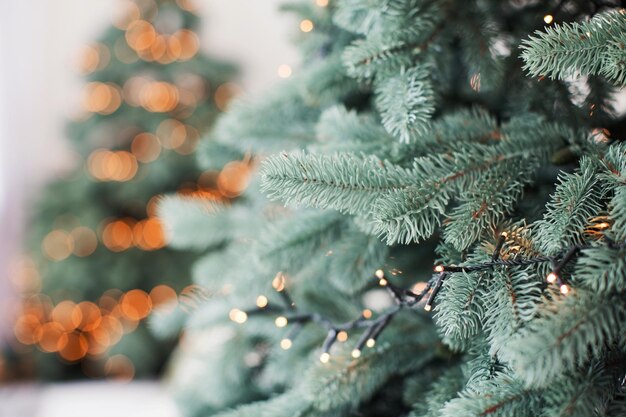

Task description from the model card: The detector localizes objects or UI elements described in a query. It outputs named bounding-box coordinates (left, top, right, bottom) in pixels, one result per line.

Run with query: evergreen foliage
left=159, top=1, right=626, bottom=416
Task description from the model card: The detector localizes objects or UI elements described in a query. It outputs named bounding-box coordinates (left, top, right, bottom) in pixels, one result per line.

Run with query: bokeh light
left=51, top=301, right=82, bottom=332
left=150, top=285, right=178, bottom=312
left=300, top=19, right=314, bottom=33
left=102, top=219, right=135, bottom=252
left=42, top=230, right=74, bottom=261
left=278, top=64, right=292, bottom=78
left=217, top=160, right=251, bottom=198
left=125, top=20, right=157, bottom=52
left=37, top=322, right=68, bottom=353
left=131, top=132, right=162, bottom=163
left=59, top=333, right=89, bottom=362
left=133, top=218, right=166, bottom=250
left=82, top=82, right=122, bottom=115
left=87, top=149, right=138, bottom=182
left=70, top=226, right=98, bottom=257
left=140, top=81, right=179, bottom=112
left=14, top=314, right=42, bottom=346
left=77, top=301, right=102, bottom=332
left=174, top=29, right=199, bottom=60
left=77, top=43, right=111, bottom=74
left=120, top=289, right=153, bottom=321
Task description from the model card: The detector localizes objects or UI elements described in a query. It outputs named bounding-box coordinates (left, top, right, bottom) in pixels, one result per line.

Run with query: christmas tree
left=11, top=0, right=235, bottom=380
left=160, top=1, right=626, bottom=416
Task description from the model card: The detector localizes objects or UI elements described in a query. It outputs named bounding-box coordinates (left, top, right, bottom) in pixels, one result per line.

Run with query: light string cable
left=230, top=232, right=625, bottom=361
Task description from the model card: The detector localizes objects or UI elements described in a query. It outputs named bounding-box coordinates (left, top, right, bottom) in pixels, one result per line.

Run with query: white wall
left=0, top=0, right=299, bottom=341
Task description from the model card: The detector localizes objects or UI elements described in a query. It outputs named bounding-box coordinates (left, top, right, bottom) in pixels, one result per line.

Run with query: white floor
left=0, top=381, right=182, bottom=417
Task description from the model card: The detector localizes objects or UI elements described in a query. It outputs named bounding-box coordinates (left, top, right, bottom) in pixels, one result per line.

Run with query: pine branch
left=534, top=157, right=607, bottom=256
left=260, top=151, right=415, bottom=215
left=375, top=65, right=435, bottom=142
left=521, top=10, right=626, bottom=85
left=501, top=291, right=626, bottom=387
left=440, top=373, right=542, bottom=417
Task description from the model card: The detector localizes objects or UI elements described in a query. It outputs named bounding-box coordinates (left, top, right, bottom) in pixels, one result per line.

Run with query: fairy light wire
left=231, top=235, right=625, bottom=363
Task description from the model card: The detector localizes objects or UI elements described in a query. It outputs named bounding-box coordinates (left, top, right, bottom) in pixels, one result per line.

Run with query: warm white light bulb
left=275, top=316, right=288, bottom=328
left=280, top=338, right=292, bottom=350
left=544, top=14, right=554, bottom=24
left=256, top=295, right=268, bottom=308
left=547, top=272, right=558, bottom=283
left=434, top=265, right=444, bottom=273
left=229, top=308, right=248, bottom=324
left=424, top=304, right=432, bottom=312
left=320, top=352, right=330, bottom=363
left=366, top=338, right=376, bottom=348
left=375, top=269, right=385, bottom=279
left=560, top=284, right=570, bottom=295
left=351, top=349, right=361, bottom=359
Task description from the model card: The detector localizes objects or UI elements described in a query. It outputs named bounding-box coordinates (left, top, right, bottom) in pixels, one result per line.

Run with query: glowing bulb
left=351, top=349, right=361, bottom=359
left=320, top=352, right=330, bottom=363
left=277, top=64, right=292, bottom=78
left=375, top=269, right=385, bottom=279
left=547, top=272, right=558, bottom=284
left=434, top=265, right=444, bottom=273
left=300, top=19, right=314, bottom=33
left=275, top=316, right=288, bottom=328
left=229, top=308, right=248, bottom=324
left=337, top=331, right=348, bottom=342
left=597, top=222, right=610, bottom=229
left=366, top=338, right=376, bottom=348
left=424, top=304, right=432, bottom=312
left=379, top=278, right=388, bottom=286
left=280, top=338, right=292, bottom=350
left=316, top=0, right=328, bottom=6
left=544, top=14, right=553, bottom=24
left=560, top=284, right=570, bottom=295
left=256, top=295, right=268, bottom=308
left=272, top=272, right=286, bottom=292
left=362, top=309, right=372, bottom=319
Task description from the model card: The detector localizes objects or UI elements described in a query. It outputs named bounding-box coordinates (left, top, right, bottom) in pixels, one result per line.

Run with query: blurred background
left=0, top=0, right=301, bottom=415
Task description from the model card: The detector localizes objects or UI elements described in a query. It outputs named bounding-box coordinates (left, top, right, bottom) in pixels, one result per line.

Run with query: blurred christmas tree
left=10, top=0, right=236, bottom=380
left=158, top=1, right=626, bottom=416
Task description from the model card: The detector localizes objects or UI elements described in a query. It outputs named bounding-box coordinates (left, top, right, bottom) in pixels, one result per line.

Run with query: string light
left=280, top=338, right=293, bottom=350
left=546, top=272, right=558, bottom=283
left=229, top=308, right=248, bottom=324
left=272, top=272, right=286, bottom=292
left=275, top=316, right=288, bottom=328
left=228, top=235, right=625, bottom=365
left=300, top=19, right=314, bottom=33
left=337, top=331, right=348, bottom=342
left=277, top=64, right=292, bottom=78
left=256, top=295, right=268, bottom=308
left=544, top=14, right=554, bottom=24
